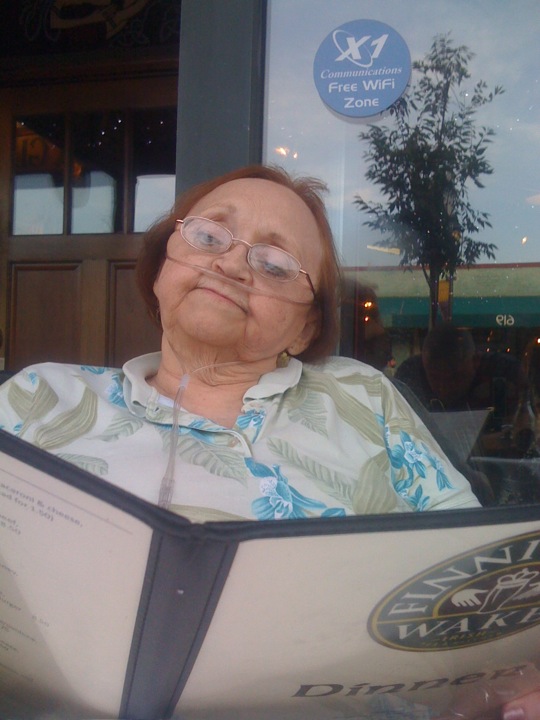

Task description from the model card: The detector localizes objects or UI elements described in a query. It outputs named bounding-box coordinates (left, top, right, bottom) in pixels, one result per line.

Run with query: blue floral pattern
left=379, top=415, right=454, bottom=511
left=106, top=373, right=127, bottom=408
left=422, top=446, right=454, bottom=491
left=181, top=418, right=214, bottom=443
left=247, top=458, right=345, bottom=520
left=236, top=408, right=265, bottom=442
left=81, top=366, right=106, bottom=374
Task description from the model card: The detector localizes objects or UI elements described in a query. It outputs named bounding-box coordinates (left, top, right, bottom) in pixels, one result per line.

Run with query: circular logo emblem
left=313, top=19, right=411, bottom=118
left=369, top=531, right=540, bottom=651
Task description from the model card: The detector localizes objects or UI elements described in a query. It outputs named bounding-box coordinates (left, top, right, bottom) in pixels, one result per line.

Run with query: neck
left=148, top=339, right=279, bottom=427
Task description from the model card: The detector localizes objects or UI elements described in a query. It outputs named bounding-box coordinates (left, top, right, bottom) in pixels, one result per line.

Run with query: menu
left=1, top=429, right=540, bottom=720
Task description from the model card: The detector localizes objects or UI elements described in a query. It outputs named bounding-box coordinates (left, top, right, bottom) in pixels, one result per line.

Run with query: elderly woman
left=2, top=164, right=540, bottom=720
left=0, top=165, right=479, bottom=520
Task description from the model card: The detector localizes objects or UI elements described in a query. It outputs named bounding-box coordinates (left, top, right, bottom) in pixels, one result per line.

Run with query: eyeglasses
left=175, top=216, right=316, bottom=297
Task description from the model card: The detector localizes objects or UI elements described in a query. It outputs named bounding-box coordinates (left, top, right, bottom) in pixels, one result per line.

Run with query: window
left=12, top=107, right=177, bottom=235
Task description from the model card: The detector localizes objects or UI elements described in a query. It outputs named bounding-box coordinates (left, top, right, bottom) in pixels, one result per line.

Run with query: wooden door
left=0, top=77, right=175, bottom=372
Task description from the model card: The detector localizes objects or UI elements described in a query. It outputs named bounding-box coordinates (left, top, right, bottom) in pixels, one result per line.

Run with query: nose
left=211, top=241, right=252, bottom=282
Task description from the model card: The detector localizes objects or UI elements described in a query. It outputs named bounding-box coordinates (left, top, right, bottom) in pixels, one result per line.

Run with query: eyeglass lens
left=180, top=217, right=302, bottom=282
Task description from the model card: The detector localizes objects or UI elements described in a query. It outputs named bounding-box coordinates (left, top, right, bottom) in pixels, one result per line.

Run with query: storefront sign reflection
left=15, top=123, right=82, bottom=177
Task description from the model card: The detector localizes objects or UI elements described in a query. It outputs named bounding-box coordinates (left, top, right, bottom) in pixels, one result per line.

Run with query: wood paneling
left=109, top=261, right=161, bottom=367
left=8, top=262, right=82, bottom=370
left=80, top=259, right=108, bottom=367
left=6, top=259, right=162, bottom=372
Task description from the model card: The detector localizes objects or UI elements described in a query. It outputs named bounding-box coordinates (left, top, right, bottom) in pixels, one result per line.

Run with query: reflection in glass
left=134, top=175, right=175, bottom=232
left=265, top=0, right=540, bottom=266
left=71, top=112, right=125, bottom=233
left=133, top=108, right=177, bottom=232
left=13, top=116, right=65, bottom=235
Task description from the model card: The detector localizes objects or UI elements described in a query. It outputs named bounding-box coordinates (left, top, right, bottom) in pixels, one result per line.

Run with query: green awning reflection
left=378, top=296, right=540, bottom=328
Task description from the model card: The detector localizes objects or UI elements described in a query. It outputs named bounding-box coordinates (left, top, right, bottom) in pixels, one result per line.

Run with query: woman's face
left=153, top=178, right=323, bottom=365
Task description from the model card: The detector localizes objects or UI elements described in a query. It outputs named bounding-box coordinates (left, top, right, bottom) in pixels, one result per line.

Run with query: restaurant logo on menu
left=313, top=19, right=411, bottom=118
left=369, top=531, right=540, bottom=651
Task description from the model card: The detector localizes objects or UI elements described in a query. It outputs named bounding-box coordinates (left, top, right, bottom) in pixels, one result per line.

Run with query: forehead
left=188, top=178, right=317, bottom=231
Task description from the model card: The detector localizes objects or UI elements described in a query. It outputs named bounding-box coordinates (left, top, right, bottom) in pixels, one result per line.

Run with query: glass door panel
left=133, top=107, right=177, bottom=232
left=71, top=111, right=125, bottom=234
left=13, top=115, right=65, bottom=235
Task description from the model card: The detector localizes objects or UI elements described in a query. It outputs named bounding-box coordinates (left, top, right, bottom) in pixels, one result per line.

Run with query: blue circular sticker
left=313, top=19, right=411, bottom=118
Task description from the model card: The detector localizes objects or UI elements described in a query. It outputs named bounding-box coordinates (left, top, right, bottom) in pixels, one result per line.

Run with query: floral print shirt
left=0, top=353, right=479, bottom=521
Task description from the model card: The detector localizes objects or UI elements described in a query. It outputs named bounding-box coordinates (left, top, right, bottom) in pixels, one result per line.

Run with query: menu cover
left=1, top=428, right=540, bottom=720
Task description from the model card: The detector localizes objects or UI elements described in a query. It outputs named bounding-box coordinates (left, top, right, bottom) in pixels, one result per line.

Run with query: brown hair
left=136, top=164, right=342, bottom=363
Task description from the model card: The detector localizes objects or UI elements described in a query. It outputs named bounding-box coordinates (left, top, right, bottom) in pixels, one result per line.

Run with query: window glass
left=11, top=107, right=177, bottom=236
left=133, top=108, right=177, bottom=232
left=71, top=111, right=125, bottom=234
left=265, top=0, right=539, bottom=266
left=13, top=116, right=65, bottom=235
left=264, top=0, right=540, bottom=504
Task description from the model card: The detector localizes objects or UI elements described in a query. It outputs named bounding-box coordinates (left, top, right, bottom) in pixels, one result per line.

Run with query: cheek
left=153, top=261, right=194, bottom=306
left=247, top=298, right=308, bottom=338
left=153, top=270, right=173, bottom=308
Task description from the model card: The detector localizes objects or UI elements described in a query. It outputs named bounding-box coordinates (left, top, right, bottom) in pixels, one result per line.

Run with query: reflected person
left=395, top=323, right=529, bottom=456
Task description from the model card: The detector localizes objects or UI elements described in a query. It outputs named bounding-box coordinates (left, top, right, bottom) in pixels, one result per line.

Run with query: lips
left=195, top=280, right=248, bottom=312
left=167, top=256, right=311, bottom=306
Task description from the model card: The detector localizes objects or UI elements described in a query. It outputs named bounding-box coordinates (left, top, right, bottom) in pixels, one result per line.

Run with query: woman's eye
left=260, top=260, right=289, bottom=279
left=197, top=231, right=222, bottom=248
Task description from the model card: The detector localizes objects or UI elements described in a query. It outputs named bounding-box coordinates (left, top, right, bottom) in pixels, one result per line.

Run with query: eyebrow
left=197, top=208, right=297, bottom=253
left=260, top=230, right=294, bottom=253
left=198, top=203, right=235, bottom=221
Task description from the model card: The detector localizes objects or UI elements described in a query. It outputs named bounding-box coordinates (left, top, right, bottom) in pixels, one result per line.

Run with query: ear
left=286, top=306, right=321, bottom=357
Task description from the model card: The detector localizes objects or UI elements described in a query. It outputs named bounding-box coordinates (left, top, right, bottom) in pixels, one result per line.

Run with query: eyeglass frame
left=174, top=216, right=317, bottom=299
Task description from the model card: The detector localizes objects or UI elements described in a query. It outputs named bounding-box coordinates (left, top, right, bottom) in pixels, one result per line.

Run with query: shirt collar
left=243, top=357, right=303, bottom=400
left=122, top=352, right=303, bottom=414
left=122, top=352, right=162, bottom=414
